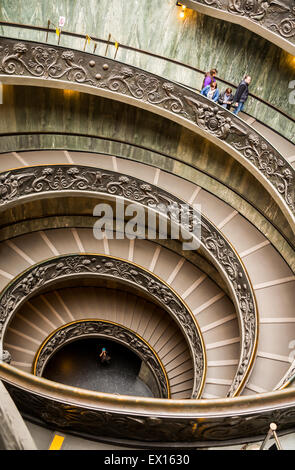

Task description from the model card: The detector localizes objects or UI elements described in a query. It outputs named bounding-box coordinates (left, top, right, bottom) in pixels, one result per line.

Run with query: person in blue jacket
left=201, top=81, right=219, bottom=102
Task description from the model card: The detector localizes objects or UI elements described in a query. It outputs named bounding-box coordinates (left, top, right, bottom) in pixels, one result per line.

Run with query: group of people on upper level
left=200, top=68, right=252, bottom=115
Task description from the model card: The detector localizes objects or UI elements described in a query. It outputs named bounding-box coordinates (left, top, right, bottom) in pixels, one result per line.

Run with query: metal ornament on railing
left=0, top=38, right=293, bottom=224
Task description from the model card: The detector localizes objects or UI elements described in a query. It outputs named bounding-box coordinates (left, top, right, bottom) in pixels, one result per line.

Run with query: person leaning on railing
left=232, top=75, right=252, bottom=115
left=201, top=80, right=220, bottom=102
left=202, top=68, right=218, bottom=89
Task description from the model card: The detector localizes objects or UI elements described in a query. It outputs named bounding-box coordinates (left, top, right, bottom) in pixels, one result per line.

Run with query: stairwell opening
left=42, top=337, right=156, bottom=398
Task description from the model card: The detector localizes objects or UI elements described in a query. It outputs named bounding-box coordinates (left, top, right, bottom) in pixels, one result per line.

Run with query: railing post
left=45, top=20, right=50, bottom=42
left=272, top=425, right=283, bottom=450
left=260, top=423, right=283, bottom=450
left=105, top=33, right=111, bottom=56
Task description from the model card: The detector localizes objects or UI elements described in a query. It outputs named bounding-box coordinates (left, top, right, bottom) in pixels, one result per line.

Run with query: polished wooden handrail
left=1, top=362, right=295, bottom=446
left=1, top=361, right=295, bottom=416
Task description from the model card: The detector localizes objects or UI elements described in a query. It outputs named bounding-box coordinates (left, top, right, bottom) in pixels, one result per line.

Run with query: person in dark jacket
left=218, top=87, right=233, bottom=110
left=232, top=75, right=251, bottom=115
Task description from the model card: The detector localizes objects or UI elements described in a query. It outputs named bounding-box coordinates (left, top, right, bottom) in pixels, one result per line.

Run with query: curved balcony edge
left=185, top=0, right=295, bottom=56
left=1, top=362, right=295, bottom=445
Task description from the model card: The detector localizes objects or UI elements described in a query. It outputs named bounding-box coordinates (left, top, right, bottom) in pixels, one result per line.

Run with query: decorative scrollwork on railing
left=2, top=350, right=11, bottom=364
left=0, top=42, right=96, bottom=84
left=0, top=38, right=293, bottom=219
left=33, top=320, right=169, bottom=399
left=187, top=0, right=295, bottom=45
left=0, top=254, right=203, bottom=398
left=2, top=376, right=295, bottom=445
left=0, top=164, right=257, bottom=397
left=232, top=132, right=294, bottom=208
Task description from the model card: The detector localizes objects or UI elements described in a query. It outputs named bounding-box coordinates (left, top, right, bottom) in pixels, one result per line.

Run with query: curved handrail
left=0, top=37, right=294, bottom=231
left=1, top=362, right=295, bottom=445
left=185, top=0, right=295, bottom=56
left=0, top=20, right=294, bottom=133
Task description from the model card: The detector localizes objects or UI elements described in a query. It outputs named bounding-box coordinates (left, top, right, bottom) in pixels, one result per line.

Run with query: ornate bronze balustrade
left=185, top=0, right=295, bottom=55
left=0, top=164, right=258, bottom=396
left=0, top=37, right=294, bottom=230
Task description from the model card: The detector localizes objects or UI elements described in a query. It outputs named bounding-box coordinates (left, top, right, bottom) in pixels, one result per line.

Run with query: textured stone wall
left=0, top=0, right=294, bottom=140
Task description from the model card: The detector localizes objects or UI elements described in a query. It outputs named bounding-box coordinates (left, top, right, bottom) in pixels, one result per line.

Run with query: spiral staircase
left=0, top=2, right=294, bottom=451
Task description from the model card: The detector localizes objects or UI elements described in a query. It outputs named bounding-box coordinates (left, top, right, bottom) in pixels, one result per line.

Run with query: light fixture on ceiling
left=176, top=1, right=187, bottom=18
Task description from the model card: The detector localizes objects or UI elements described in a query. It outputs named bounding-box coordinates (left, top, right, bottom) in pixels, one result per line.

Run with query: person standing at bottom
left=99, top=347, right=111, bottom=365
left=232, top=75, right=251, bottom=115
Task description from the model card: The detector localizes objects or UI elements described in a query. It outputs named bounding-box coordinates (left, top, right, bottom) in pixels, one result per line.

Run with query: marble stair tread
left=205, top=363, right=239, bottom=381
left=221, top=213, right=267, bottom=253
left=254, top=282, right=295, bottom=318
left=202, top=319, right=239, bottom=345
left=242, top=356, right=291, bottom=393
left=256, top=323, right=295, bottom=358
left=68, top=152, right=114, bottom=170
left=241, top=244, right=293, bottom=285
left=116, top=158, right=157, bottom=185
left=15, top=151, right=68, bottom=166
left=0, top=152, right=27, bottom=170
